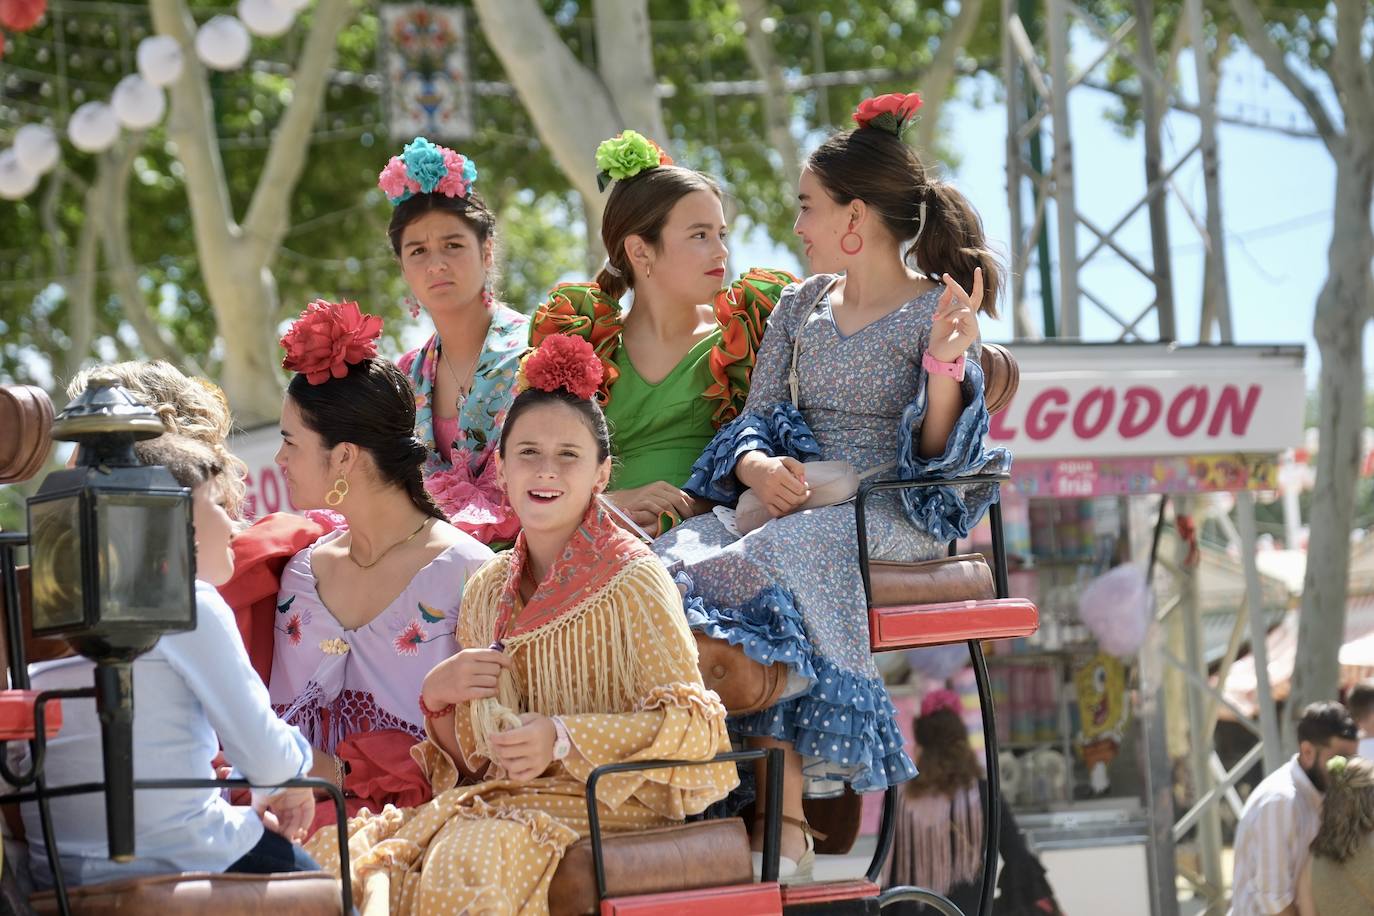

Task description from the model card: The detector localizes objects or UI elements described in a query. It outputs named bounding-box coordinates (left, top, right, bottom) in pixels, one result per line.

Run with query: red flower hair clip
left=853, top=92, right=923, bottom=136
left=280, top=299, right=384, bottom=384
left=518, top=334, right=605, bottom=401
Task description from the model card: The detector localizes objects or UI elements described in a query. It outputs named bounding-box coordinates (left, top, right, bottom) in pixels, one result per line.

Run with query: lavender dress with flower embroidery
left=399, top=304, right=529, bottom=546
left=654, top=274, right=1008, bottom=794
left=268, top=528, right=493, bottom=754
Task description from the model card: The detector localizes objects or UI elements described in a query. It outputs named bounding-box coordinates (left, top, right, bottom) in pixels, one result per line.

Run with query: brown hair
left=134, top=434, right=224, bottom=493
left=387, top=192, right=498, bottom=256
left=286, top=359, right=446, bottom=523
left=1311, top=756, right=1374, bottom=864
left=594, top=166, right=721, bottom=300
left=1348, top=679, right=1374, bottom=723
left=67, top=361, right=247, bottom=519
left=498, top=387, right=612, bottom=464
left=906, top=707, right=983, bottom=799
left=807, top=127, right=1001, bottom=319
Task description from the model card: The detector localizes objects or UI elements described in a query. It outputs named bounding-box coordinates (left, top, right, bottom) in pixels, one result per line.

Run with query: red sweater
left=216, top=513, right=336, bottom=687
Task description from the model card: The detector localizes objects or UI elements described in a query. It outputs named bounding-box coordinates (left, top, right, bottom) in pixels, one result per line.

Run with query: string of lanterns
left=0, top=0, right=311, bottom=200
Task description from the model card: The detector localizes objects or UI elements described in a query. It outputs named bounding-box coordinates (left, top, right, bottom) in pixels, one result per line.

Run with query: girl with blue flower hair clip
left=378, top=137, right=529, bottom=549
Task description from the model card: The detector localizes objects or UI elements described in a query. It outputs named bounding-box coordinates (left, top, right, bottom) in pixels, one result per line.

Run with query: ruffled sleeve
left=897, top=344, right=1012, bottom=542
left=529, top=283, right=625, bottom=403
left=556, top=560, right=737, bottom=820
left=703, top=267, right=799, bottom=427
left=683, top=277, right=830, bottom=504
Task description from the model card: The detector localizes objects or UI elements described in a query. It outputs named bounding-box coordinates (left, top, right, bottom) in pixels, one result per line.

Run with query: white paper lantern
left=196, top=16, right=251, bottom=71
left=238, top=0, right=294, bottom=38
left=13, top=124, right=60, bottom=176
left=137, top=35, right=185, bottom=88
left=0, top=150, right=40, bottom=200
left=68, top=101, right=120, bottom=154
left=111, top=75, right=166, bottom=130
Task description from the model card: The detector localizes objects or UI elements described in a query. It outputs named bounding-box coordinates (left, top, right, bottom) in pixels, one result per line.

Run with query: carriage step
left=0, top=690, right=63, bottom=741
left=600, top=881, right=781, bottom=915
left=868, top=597, right=1039, bottom=651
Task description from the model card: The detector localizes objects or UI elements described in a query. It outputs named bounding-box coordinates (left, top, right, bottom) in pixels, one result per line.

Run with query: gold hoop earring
left=325, top=477, right=349, bottom=507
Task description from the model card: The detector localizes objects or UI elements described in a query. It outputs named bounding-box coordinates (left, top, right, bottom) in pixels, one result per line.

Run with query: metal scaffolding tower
left=1002, top=0, right=1284, bottom=911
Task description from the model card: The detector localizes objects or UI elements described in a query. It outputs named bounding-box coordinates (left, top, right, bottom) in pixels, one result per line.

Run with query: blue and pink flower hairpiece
left=377, top=136, right=478, bottom=207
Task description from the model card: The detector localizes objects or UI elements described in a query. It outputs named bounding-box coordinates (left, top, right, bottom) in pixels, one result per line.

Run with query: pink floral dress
left=268, top=528, right=493, bottom=755
left=399, top=305, right=528, bottom=547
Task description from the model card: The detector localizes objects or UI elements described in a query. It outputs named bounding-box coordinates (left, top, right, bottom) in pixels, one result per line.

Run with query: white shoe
left=751, top=819, right=816, bottom=885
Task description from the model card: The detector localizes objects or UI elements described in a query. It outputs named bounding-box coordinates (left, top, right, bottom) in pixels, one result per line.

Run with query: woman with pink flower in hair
left=885, top=690, right=1060, bottom=915
left=268, top=299, right=493, bottom=836
left=381, top=137, right=528, bottom=547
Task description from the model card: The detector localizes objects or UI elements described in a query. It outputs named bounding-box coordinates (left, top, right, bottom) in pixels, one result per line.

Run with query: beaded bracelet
left=419, top=693, right=456, bottom=720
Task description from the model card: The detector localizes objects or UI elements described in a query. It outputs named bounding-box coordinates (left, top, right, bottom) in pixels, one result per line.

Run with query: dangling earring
left=481, top=281, right=494, bottom=310
left=646, top=263, right=653, bottom=279
left=840, top=227, right=864, bottom=255
left=325, top=477, right=350, bottom=507
left=406, top=296, right=420, bottom=319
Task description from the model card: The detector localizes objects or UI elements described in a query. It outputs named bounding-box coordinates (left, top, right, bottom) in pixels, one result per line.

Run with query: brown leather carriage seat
left=9, top=346, right=1024, bottom=914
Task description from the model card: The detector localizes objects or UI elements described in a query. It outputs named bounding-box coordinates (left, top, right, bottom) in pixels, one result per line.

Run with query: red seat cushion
left=868, top=598, right=1039, bottom=651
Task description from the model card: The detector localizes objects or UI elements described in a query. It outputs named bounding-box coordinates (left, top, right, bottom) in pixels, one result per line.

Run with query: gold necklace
left=348, top=517, right=431, bottom=570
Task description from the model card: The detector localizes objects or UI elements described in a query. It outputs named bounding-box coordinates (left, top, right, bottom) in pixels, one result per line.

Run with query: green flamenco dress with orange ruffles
left=528, top=267, right=797, bottom=498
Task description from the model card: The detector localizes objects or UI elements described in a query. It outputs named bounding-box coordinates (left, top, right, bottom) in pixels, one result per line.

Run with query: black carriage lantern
left=24, top=371, right=196, bottom=860
left=26, top=373, right=196, bottom=652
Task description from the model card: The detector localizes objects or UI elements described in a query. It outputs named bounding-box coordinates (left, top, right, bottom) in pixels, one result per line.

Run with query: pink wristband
left=922, top=350, right=966, bottom=382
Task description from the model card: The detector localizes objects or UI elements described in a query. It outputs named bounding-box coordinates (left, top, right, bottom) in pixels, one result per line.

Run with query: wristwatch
left=551, top=716, right=572, bottom=761
left=922, top=350, right=966, bottom=382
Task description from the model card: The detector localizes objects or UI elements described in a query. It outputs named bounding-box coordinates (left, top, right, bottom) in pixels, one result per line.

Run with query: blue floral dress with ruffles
left=653, top=274, right=1009, bottom=794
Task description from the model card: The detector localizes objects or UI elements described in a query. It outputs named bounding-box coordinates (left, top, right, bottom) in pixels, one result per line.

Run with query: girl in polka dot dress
left=653, top=94, right=1009, bottom=880
left=307, top=336, right=737, bottom=914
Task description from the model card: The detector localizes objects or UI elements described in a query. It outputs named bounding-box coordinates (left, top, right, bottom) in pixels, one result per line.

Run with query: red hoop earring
left=840, top=230, right=864, bottom=255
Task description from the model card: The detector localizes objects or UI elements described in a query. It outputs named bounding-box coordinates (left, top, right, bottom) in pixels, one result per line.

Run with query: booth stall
left=876, top=342, right=1306, bottom=916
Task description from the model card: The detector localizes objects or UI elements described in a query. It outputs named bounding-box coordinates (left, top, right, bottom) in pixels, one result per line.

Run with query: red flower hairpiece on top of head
left=518, top=334, right=604, bottom=401
left=280, top=299, right=384, bottom=384
left=853, top=92, right=923, bottom=136
left=920, top=688, right=963, bottom=719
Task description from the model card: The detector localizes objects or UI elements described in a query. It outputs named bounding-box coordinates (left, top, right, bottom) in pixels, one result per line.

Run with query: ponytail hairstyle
left=808, top=92, right=1001, bottom=318
left=280, top=300, right=446, bottom=522
left=592, top=130, right=720, bottom=300
left=500, top=335, right=612, bottom=463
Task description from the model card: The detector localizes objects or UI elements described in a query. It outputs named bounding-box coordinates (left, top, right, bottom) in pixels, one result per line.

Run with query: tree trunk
left=1288, top=139, right=1374, bottom=730
left=98, top=138, right=200, bottom=374
left=740, top=0, right=804, bottom=262
left=473, top=0, right=626, bottom=207
left=910, top=0, right=984, bottom=159
left=149, top=0, right=351, bottom=425
left=594, top=0, right=665, bottom=142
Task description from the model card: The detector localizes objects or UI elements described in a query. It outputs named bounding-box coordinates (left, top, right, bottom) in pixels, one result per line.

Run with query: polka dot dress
left=307, top=554, right=737, bottom=915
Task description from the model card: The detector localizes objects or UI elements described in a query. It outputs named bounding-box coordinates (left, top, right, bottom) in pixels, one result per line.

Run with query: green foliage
left=2, top=0, right=991, bottom=401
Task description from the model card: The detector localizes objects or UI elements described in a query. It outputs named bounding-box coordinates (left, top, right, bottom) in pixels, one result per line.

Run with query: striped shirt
left=1228, top=756, right=1322, bottom=915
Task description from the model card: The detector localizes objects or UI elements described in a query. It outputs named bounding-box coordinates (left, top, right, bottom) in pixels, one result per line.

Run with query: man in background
left=1228, top=701, right=1358, bottom=916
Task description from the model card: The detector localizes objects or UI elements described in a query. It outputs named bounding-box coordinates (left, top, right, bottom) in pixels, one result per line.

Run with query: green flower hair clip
left=595, top=130, right=673, bottom=192
left=1328, top=755, right=1349, bottom=776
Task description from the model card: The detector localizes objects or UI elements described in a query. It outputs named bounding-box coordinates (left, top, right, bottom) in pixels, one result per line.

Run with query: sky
left=732, top=44, right=1372, bottom=390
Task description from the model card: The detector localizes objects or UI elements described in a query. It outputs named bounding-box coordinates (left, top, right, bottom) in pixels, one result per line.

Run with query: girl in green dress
left=529, top=131, right=794, bottom=535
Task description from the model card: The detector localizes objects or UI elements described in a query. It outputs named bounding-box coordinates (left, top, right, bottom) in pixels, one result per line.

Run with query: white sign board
left=987, top=344, right=1306, bottom=459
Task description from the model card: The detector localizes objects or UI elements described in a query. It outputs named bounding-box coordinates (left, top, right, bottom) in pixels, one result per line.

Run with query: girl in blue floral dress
left=380, top=137, right=529, bottom=547
left=654, top=93, right=1010, bottom=880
